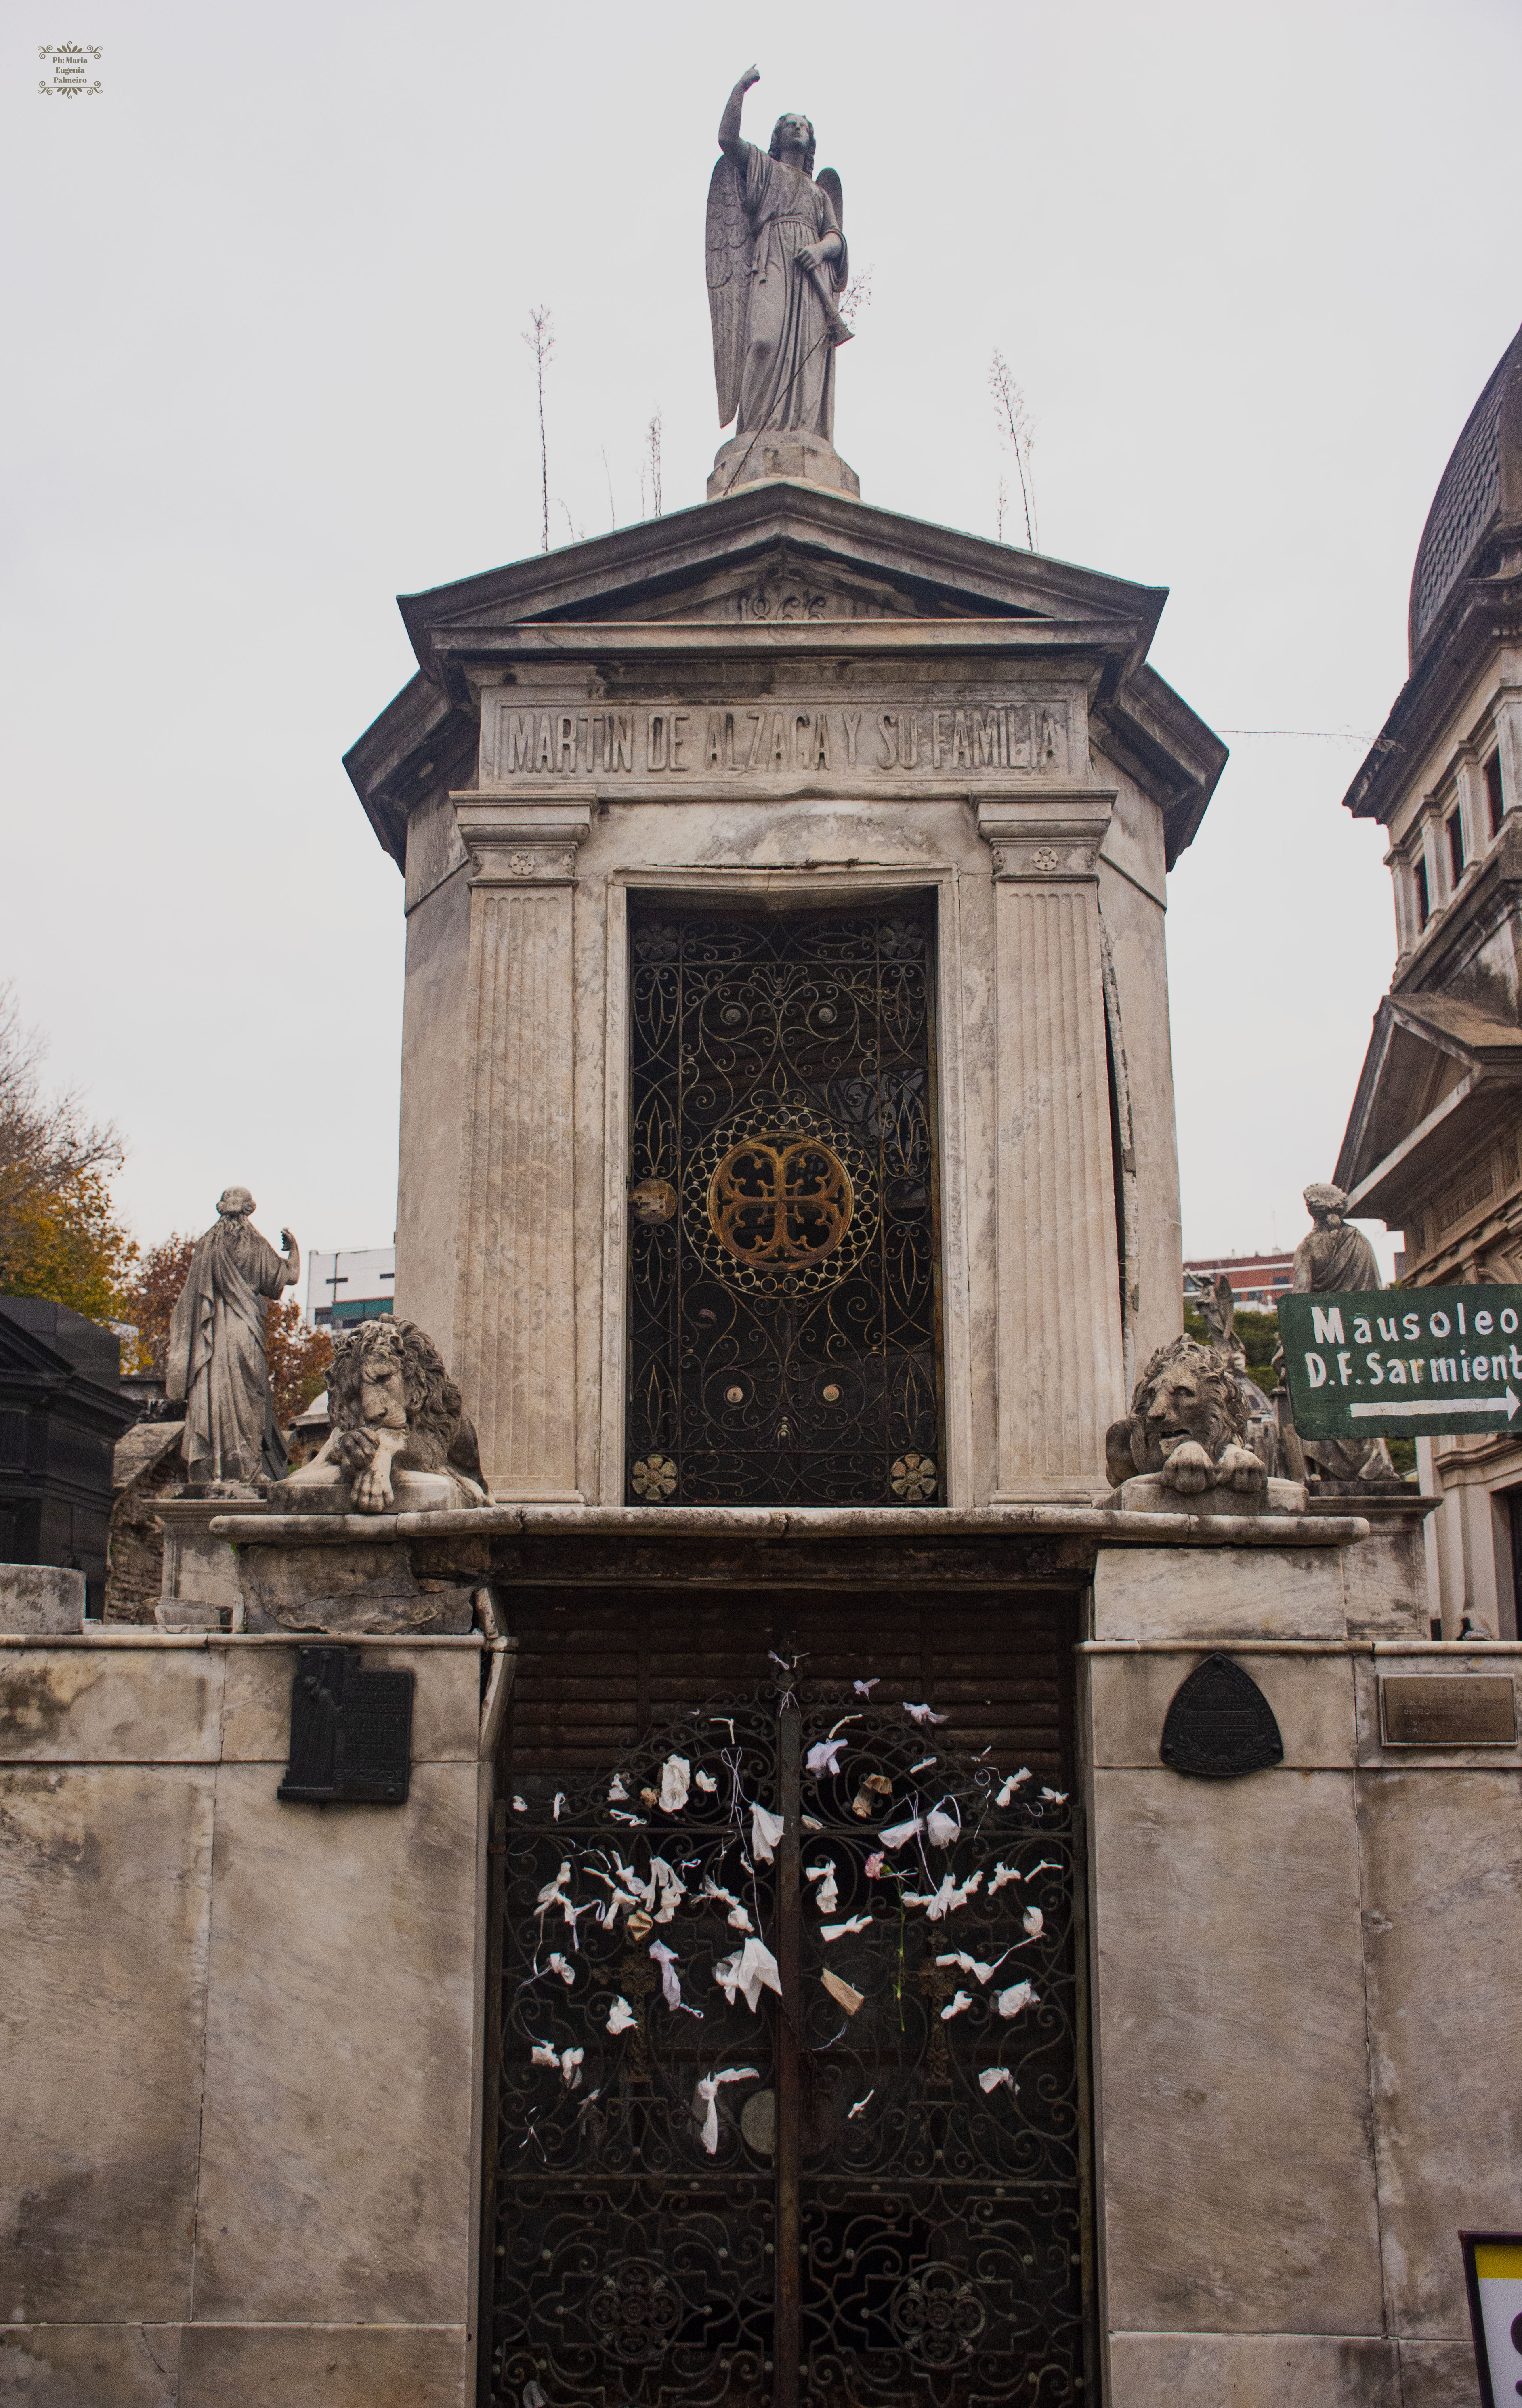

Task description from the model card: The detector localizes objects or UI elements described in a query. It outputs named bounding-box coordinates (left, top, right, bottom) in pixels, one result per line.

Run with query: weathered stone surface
left=1339, top=1512, right=1431, bottom=1639
left=0, top=1563, right=85, bottom=1633
left=0, top=2324, right=181, bottom=2406
left=707, top=428, right=859, bottom=498
left=156, top=1497, right=248, bottom=1618
left=218, top=1637, right=484, bottom=1764
left=1395, top=2338, right=1487, bottom=2406
left=1106, top=2331, right=1400, bottom=2405
left=1112, top=1473, right=1306, bottom=1516
left=0, top=1647, right=224, bottom=1761
left=192, top=1761, right=481, bottom=2325
left=176, top=2322, right=468, bottom=2406
left=1085, top=1649, right=1356, bottom=1770
left=1093, top=1544, right=1348, bottom=1640
left=0, top=1765, right=214, bottom=2321
left=1090, top=1766, right=1382, bottom=2333
left=239, top=1538, right=474, bottom=1634
left=1356, top=1768, right=1522, bottom=2339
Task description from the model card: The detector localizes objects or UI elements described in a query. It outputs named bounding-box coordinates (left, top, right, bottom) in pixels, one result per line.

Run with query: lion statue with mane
left=1105, top=1334, right=1267, bottom=1499
left=282, top=1318, right=487, bottom=1513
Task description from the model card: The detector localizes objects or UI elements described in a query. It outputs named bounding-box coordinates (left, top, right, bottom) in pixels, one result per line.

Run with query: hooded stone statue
left=1291, top=1183, right=1383, bottom=1298
left=166, top=1187, right=300, bottom=1486
left=1284, top=1183, right=1397, bottom=1487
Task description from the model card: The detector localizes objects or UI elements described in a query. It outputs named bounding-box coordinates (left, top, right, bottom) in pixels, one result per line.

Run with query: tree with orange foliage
left=265, top=1293, right=332, bottom=1426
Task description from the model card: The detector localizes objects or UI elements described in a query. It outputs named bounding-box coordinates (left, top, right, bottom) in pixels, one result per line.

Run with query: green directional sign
left=1279, top=1286, right=1522, bottom=1440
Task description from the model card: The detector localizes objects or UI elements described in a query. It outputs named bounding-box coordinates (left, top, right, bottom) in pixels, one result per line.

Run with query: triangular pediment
left=346, top=479, right=1228, bottom=873
left=1336, top=992, right=1522, bottom=1219
left=395, top=481, right=1163, bottom=658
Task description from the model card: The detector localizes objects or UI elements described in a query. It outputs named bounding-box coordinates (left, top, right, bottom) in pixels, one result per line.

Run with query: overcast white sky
left=4, top=0, right=1521, bottom=1278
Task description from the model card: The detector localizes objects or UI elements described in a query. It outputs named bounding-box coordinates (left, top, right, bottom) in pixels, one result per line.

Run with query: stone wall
left=1087, top=1541, right=1522, bottom=2406
left=0, top=1628, right=504, bottom=2407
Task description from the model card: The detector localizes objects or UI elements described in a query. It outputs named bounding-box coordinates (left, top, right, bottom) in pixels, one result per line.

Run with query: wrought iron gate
left=626, top=902, right=944, bottom=1506
left=487, top=1625, right=1087, bottom=2407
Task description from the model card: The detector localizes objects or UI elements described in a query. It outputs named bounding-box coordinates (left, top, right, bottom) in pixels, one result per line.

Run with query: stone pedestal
left=1085, top=1533, right=1522, bottom=2404
left=0, top=1561, right=86, bottom=1632
left=155, top=1495, right=259, bottom=1630
left=706, top=429, right=859, bottom=498
left=0, top=1624, right=511, bottom=2406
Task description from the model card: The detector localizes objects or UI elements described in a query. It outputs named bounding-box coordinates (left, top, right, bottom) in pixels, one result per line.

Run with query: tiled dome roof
left=1408, top=320, right=1522, bottom=665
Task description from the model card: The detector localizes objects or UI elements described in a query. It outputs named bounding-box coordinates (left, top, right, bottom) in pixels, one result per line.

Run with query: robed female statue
left=707, top=66, right=850, bottom=450
left=166, top=1186, right=300, bottom=1486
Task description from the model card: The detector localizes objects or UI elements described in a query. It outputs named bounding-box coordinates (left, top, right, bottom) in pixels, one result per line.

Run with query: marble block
left=1110, top=1473, right=1307, bottom=1516
left=0, top=1563, right=85, bottom=1632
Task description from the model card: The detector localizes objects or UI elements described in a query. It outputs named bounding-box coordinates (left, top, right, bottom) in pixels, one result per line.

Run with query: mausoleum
left=4, top=86, right=1521, bottom=2408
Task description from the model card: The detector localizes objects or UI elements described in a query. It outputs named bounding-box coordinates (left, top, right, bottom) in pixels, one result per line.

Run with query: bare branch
left=646, top=410, right=663, bottom=519
left=522, top=305, right=555, bottom=553
left=989, top=348, right=1039, bottom=552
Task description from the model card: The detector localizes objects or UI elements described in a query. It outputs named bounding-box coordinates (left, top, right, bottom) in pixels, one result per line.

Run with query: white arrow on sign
left=1350, top=1389, right=1520, bottom=1421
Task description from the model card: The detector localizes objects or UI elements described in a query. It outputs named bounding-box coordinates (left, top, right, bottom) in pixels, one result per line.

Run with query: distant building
left=1335, top=316, right=1522, bottom=1637
left=306, top=1246, right=395, bottom=1332
left=0, top=1297, right=139, bottom=1617
left=1184, top=1252, right=1295, bottom=1312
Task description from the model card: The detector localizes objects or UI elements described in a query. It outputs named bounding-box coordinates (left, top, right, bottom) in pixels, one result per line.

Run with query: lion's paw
left=351, top=1467, right=394, bottom=1514
left=1159, top=1441, right=1213, bottom=1494
left=1218, top=1444, right=1268, bottom=1491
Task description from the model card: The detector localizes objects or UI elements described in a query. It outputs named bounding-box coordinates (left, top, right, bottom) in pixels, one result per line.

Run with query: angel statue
left=707, top=65, right=852, bottom=490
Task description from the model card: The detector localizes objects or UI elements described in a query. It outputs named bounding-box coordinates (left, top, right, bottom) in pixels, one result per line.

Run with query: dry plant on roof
left=523, top=304, right=555, bottom=553
left=990, top=348, right=1038, bottom=551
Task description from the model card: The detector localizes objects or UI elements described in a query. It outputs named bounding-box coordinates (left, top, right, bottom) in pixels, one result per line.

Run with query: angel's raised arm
left=719, top=65, right=760, bottom=164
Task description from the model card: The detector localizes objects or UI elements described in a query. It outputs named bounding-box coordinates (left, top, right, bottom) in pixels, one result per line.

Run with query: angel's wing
left=817, top=167, right=844, bottom=233
left=706, top=156, right=753, bottom=429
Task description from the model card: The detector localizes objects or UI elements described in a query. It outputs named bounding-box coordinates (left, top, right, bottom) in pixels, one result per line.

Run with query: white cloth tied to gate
left=693, top=2066, right=760, bottom=2155
left=607, top=1996, right=636, bottom=2034
left=979, top=2066, right=1016, bottom=2094
left=531, top=2040, right=584, bottom=2087
left=904, top=1703, right=949, bottom=1725
left=701, top=1874, right=754, bottom=1931
left=649, top=1940, right=701, bottom=2015
left=659, top=1755, right=691, bottom=1813
left=996, top=1770, right=1031, bottom=1804
left=926, top=1804, right=961, bottom=1850
left=1021, top=1906, right=1044, bottom=1941
left=877, top=1813, right=924, bottom=1850
left=997, top=1979, right=1039, bottom=2019
left=820, top=1914, right=872, bottom=1941
left=695, top=1769, right=718, bottom=1792
left=749, top=1803, right=785, bottom=1863
left=988, top=1862, right=1022, bottom=1894
left=714, top=1935, right=783, bottom=2012
left=936, top=1950, right=1008, bottom=1986
left=904, top=1870, right=983, bottom=1921
left=804, top=1858, right=839, bottom=1913
left=940, top=1989, right=974, bottom=2021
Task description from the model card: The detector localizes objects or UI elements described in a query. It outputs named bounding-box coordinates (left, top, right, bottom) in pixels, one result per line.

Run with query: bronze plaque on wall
left=1379, top=1675, right=1516, bottom=1747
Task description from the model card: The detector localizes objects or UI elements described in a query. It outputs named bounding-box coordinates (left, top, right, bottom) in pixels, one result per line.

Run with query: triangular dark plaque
left=1159, top=1654, right=1284, bottom=1778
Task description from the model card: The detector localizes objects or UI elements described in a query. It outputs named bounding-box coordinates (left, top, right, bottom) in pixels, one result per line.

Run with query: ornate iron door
left=626, top=903, right=944, bottom=1506
left=489, top=1663, right=1087, bottom=2407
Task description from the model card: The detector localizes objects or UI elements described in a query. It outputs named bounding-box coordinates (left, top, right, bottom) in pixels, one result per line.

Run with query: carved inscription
left=486, top=701, right=1069, bottom=780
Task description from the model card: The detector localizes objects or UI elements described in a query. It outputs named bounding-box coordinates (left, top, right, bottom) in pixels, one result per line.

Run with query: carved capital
left=451, top=791, right=594, bottom=886
left=976, top=787, right=1116, bottom=882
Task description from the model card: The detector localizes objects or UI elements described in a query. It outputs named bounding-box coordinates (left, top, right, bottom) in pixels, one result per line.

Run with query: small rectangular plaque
left=1379, top=1675, right=1516, bottom=1748
left=277, top=1645, right=414, bottom=1803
